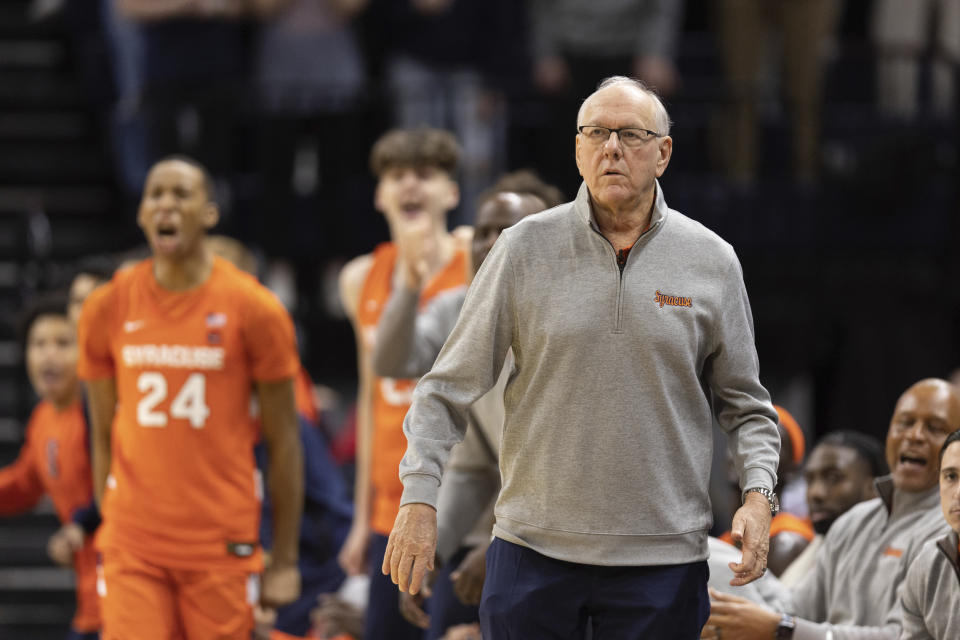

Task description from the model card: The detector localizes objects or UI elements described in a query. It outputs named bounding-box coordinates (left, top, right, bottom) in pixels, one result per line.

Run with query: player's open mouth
left=40, top=368, right=62, bottom=386
left=400, top=202, right=423, bottom=217
left=898, top=453, right=928, bottom=469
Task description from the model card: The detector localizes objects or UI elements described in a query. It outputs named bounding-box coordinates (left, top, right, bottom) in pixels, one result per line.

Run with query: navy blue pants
left=66, top=630, right=99, bottom=640
left=365, top=532, right=424, bottom=640
left=480, top=538, right=709, bottom=640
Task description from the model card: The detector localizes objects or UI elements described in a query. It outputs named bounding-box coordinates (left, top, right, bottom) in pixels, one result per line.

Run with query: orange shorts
left=99, top=547, right=256, bottom=640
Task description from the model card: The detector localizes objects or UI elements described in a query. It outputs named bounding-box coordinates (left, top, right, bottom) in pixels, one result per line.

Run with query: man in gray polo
left=383, top=76, right=781, bottom=638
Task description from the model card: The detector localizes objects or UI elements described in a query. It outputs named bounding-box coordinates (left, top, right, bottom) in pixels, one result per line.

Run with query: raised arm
left=372, top=287, right=466, bottom=380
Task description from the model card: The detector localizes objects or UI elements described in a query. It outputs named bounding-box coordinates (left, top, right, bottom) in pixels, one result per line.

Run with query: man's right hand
left=337, top=522, right=370, bottom=576
left=395, top=216, right=436, bottom=291
left=382, top=503, right=438, bottom=595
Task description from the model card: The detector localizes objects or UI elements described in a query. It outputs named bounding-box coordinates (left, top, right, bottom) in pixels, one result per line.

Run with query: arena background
left=0, top=0, right=957, bottom=636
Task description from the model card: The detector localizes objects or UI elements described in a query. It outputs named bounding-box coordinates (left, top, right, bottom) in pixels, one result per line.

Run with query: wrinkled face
left=68, top=273, right=104, bottom=325
left=375, top=165, right=459, bottom=234
left=471, top=193, right=545, bottom=273
left=804, top=444, right=875, bottom=535
left=574, top=85, right=672, bottom=214
left=138, top=160, right=218, bottom=260
left=26, top=315, right=78, bottom=407
left=886, top=382, right=960, bottom=493
left=940, top=441, right=960, bottom=533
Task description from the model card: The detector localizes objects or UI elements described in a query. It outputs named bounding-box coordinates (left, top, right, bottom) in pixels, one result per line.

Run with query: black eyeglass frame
left=577, top=125, right=663, bottom=143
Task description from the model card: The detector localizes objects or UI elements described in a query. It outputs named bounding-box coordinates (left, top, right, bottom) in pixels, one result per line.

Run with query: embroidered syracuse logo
left=655, top=290, right=693, bottom=308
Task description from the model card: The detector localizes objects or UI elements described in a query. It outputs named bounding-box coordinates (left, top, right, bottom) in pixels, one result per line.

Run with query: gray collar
left=572, top=179, right=670, bottom=234
left=874, top=474, right=941, bottom=517
left=936, top=530, right=960, bottom=583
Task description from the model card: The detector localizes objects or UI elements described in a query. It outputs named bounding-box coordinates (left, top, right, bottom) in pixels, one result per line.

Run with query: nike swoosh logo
left=123, top=320, right=145, bottom=333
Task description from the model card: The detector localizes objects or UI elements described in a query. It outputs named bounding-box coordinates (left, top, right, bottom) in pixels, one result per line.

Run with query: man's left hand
left=261, top=563, right=301, bottom=608
left=727, top=492, right=771, bottom=585
left=703, top=588, right=780, bottom=640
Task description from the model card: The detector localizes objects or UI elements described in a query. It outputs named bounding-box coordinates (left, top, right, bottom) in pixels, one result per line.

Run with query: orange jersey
left=77, top=256, right=300, bottom=571
left=0, top=400, right=100, bottom=632
left=358, top=243, right=467, bottom=535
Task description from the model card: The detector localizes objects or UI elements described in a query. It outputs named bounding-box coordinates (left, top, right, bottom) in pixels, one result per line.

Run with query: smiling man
left=708, top=378, right=959, bottom=640
left=383, top=76, right=780, bottom=638
left=78, top=155, right=304, bottom=640
left=896, top=428, right=960, bottom=639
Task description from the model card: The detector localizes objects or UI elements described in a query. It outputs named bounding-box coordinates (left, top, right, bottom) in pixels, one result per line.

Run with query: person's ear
left=655, top=136, right=673, bottom=178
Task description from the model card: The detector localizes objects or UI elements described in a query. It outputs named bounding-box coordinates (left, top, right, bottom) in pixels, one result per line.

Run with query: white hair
left=576, top=76, right=672, bottom=136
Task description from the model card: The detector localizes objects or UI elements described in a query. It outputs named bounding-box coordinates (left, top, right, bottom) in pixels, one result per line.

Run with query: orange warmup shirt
left=77, top=257, right=300, bottom=572
left=359, top=243, right=467, bottom=536
left=0, top=400, right=100, bottom=632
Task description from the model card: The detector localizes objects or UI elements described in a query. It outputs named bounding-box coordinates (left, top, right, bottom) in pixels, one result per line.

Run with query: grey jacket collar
left=875, top=475, right=941, bottom=517
left=936, top=530, right=960, bottom=583
left=572, top=180, right=670, bottom=234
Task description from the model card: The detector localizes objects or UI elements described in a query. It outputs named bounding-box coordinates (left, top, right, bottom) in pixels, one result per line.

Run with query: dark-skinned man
left=384, top=76, right=780, bottom=639
left=78, top=156, right=303, bottom=639
left=779, top=430, right=887, bottom=587
left=706, top=378, right=960, bottom=640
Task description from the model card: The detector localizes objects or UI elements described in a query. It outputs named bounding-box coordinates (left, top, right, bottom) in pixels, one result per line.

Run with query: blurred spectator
left=110, top=0, right=284, bottom=216
left=368, top=0, right=517, bottom=224
left=872, top=0, right=960, bottom=121
left=253, top=0, right=371, bottom=260
left=525, top=0, right=684, bottom=196
left=716, top=0, right=841, bottom=187
left=530, top=0, right=684, bottom=97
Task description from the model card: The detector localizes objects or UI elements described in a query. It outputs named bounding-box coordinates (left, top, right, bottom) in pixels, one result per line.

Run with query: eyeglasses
left=577, top=125, right=662, bottom=147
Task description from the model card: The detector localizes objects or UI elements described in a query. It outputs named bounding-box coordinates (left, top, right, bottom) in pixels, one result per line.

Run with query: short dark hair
left=18, top=291, right=69, bottom=354
left=817, top=430, right=889, bottom=477
left=480, top=169, right=566, bottom=210
left=370, top=128, right=460, bottom=177
left=939, top=429, right=960, bottom=467
left=153, top=154, right=217, bottom=204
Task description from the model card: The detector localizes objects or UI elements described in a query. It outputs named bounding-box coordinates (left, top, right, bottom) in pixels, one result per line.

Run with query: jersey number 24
left=137, top=372, right=210, bottom=429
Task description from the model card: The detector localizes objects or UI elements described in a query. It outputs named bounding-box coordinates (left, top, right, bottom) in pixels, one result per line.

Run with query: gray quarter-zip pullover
left=788, top=477, right=949, bottom=639
left=897, top=530, right=960, bottom=639
left=399, top=181, right=779, bottom=566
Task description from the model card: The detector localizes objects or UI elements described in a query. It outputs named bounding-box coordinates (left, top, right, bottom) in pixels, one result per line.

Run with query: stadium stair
left=0, top=1, right=118, bottom=637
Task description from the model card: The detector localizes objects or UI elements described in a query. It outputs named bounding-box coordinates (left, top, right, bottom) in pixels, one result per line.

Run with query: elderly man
left=707, top=378, right=960, bottom=640
left=384, top=76, right=781, bottom=638
left=896, top=428, right=960, bottom=639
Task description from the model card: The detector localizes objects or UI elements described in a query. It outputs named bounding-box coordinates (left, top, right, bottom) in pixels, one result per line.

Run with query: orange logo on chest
left=654, top=290, right=693, bottom=308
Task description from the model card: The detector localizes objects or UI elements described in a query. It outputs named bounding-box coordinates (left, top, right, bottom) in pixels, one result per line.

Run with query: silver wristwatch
left=743, top=487, right=780, bottom=516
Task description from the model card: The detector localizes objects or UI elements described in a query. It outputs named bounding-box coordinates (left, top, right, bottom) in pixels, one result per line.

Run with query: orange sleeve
left=769, top=513, right=815, bottom=542
left=77, top=282, right=116, bottom=380
left=0, top=419, right=45, bottom=515
left=242, top=286, right=300, bottom=382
